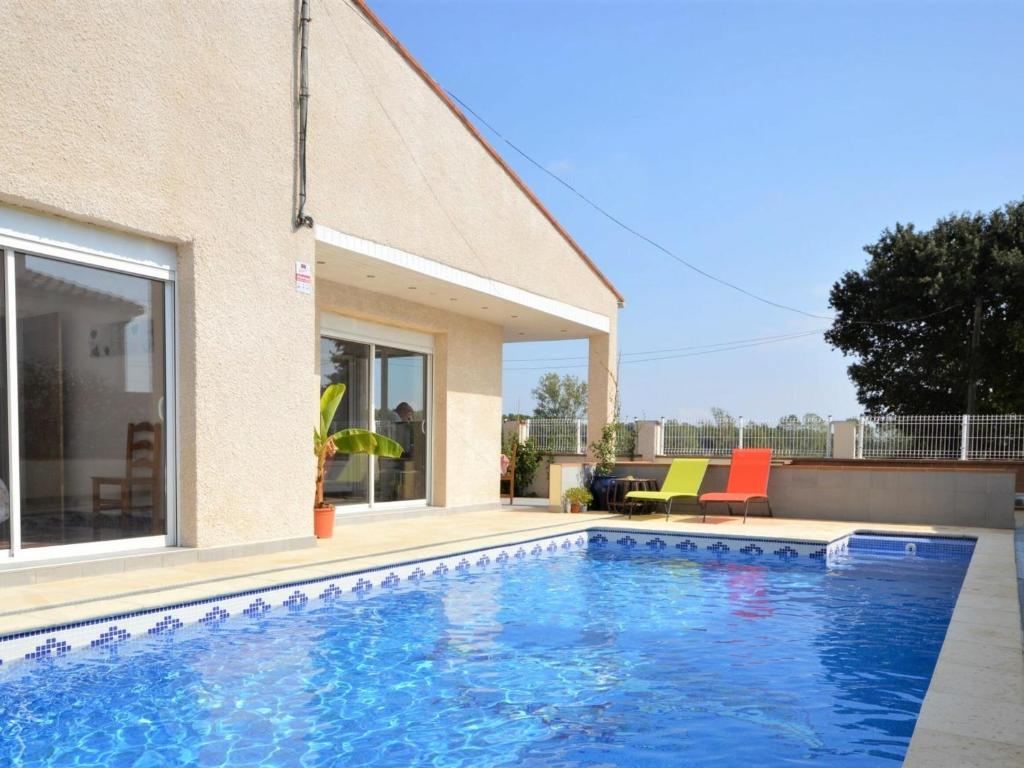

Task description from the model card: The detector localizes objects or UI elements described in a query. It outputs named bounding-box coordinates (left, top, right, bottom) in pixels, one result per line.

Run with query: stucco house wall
left=0, top=2, right=619, bottom=550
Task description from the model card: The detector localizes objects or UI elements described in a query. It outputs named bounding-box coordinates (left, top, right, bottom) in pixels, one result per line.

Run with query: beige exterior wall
left=0, top=2, right=619, bottom=550
left=317, top=281, right=503, bottom=508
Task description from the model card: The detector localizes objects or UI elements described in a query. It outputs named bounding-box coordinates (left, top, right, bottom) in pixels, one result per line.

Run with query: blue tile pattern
left=200, top=606, right=229, bottom=626
left=243, top=598, right=271, bottom=618
left=148, top=615, right=183, bottom=636
left=0, top=527, right=976, bottom=671
left=319, top=584, right=342, bottom=601
left=91, top=625, right=130, bottom=649
left=25, top=637, right=70, bottom=661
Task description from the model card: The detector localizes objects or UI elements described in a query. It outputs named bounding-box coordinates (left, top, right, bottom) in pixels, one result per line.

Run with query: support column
left=587, top=323, right=617, bottom=461
left=831, top=420, right=858, bottom=459
left=635, top=420, right=663, bottom=461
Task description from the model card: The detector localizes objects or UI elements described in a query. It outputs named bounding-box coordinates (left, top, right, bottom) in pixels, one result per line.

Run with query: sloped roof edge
left=349, top=0, right=625, bottom=306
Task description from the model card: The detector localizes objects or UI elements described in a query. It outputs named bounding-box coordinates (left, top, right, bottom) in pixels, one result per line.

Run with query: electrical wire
left=504, top=328, right=829, bottom=362
left=335, top=0, right=961, bottom=329
left=503, top=329, right=823, bottom=370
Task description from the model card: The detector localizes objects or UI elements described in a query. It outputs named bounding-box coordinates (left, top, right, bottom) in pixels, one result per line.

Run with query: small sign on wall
left=295, top=261, right=312, bottom=295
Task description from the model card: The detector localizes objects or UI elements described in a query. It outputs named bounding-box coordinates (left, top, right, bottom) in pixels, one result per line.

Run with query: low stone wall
left=541, top=459, right=1016, bottom=529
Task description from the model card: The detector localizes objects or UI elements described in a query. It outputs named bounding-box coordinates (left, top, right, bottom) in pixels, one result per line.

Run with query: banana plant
left=314, top=383, right=403, bottom=508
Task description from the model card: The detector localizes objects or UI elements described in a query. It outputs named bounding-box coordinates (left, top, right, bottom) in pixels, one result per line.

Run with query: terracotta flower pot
left=313, top=505, right=335, bottom=539
left=570, top=502, right=581, bottom=514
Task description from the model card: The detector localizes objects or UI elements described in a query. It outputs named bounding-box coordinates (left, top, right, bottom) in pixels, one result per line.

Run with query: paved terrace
left=1, top=506, right=1021, bottom=766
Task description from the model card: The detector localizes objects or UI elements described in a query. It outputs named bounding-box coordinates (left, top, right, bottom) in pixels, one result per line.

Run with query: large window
left=319, top=324, right=430, bottom=509
left=0, top=240, right=173, bottom=556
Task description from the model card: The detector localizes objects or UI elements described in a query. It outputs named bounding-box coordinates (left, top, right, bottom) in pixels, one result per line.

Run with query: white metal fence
left=858, top=414, right=1024, bottom=460
left=516, top=419, right=636, bottom=456
left=520, top=418, right=586, bottom=454
left=511, top=415, right=1024, bottom=460
left=661, top=417, right=831, bottom=457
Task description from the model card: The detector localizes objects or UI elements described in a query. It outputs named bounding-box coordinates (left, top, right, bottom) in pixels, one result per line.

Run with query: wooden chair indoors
left=92, top=422, right=162, bottom=535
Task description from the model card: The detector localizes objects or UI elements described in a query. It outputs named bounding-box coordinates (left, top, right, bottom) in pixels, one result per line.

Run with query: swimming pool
left=0, top=529, right=973, bottom=767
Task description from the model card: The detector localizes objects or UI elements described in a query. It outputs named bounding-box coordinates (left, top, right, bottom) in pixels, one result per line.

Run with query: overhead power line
left=503, top=329, right=823, bottom=371
left=504, top=328, right=829, bottom=362
left=445, top=92, right=963, bottom=329
left=336, top=0, right=960, bottom=330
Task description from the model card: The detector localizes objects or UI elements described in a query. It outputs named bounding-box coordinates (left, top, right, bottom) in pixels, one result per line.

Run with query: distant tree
left=502, top=412, right=530, bottom=422
left=709, top=407, right=736, bottom=428
left=531, top=373, right=588, bottom=419
left=826, top=201, right=1024, bottom=414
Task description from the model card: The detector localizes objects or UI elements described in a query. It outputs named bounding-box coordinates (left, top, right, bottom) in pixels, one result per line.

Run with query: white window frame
left=319, top=313, right=433, bottom=513
left=0, top=207, right=177, bottom=561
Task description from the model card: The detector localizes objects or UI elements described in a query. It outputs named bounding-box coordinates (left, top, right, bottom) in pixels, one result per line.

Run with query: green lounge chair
left=624, top=458, right=710, bottom=519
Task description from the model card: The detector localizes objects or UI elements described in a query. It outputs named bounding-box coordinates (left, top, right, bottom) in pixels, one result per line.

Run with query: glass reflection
left=319, top=338, right=370, bottom=505
left=16, top=253, right=167, bottom=547
left=374, top=345, right=427, bottom=503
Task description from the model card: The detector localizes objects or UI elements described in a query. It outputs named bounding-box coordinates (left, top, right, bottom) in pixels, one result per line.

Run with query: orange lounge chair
left=699, top=448, right=773, bottom=523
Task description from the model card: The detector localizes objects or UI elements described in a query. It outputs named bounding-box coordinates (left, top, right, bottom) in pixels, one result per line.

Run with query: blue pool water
left=0, top=538, right=970, bottom=767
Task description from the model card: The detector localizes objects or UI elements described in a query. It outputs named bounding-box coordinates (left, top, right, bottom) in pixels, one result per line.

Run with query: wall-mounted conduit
left=295, top=0, right=314, bottom=228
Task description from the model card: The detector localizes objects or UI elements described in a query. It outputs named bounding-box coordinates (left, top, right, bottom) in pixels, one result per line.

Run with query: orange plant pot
left=570, top=502, right=581, bottom=514
left=313, top=505, right=335, bottom=539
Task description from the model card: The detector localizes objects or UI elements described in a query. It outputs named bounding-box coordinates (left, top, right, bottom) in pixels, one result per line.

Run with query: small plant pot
left=570, top=502, right=581, bottom=514
left=313, top=505, right=335, bottom=539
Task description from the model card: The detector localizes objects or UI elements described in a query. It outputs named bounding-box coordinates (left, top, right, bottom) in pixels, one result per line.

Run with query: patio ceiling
left=314, top=225, right=610, bottom=342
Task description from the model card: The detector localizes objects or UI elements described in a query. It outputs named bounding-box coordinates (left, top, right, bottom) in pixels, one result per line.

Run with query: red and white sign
left=295, top=261, right=312, bottom=295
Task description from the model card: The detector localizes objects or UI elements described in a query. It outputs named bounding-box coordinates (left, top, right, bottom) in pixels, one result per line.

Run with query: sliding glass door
left=374, top=345, right=428, bottom=504
left=319, top=338, right=371, bottom=506
left=0, top=243, right=174, bottom=557
left=319, top=327, right=430, bottom=510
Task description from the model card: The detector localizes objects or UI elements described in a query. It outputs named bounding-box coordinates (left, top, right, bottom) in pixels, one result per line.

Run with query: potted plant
left=589, top=422, right=618, bottom=511
left=563, top=486, right=593, bottom=514
left=314, top=383, right=402, bottom=539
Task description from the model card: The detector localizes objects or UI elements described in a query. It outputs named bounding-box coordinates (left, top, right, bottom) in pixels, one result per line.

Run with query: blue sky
left=372, top=0, right=1024, bottom=421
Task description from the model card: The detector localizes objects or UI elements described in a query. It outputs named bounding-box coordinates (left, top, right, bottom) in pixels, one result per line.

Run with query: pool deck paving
left=1, top=506, right=1021, bottom=766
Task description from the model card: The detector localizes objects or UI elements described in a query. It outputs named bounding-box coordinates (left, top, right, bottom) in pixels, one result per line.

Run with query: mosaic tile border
left=586, top=527, right=834, bottom=563
left=0, top=531, right=588, bottom=670
left=0, top=526, right=976, bottom=671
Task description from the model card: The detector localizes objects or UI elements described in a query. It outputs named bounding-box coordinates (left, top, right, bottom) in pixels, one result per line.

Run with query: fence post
left=575, top=419, right=582, bottom=455
left=856, top=417, right=865, bottom=459
left=521, top=419, right=531, bottom=444
left=658, top=418, right=665, bottom=457
left=960, top=414, right=970, bottom=460
left=738, top=416, right=744, bottom=448
left=826, top=414, right=833, bottom=458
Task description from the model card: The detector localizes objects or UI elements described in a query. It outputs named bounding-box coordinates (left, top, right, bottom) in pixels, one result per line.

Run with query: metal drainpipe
left=295, top=0, right=314, bottom=229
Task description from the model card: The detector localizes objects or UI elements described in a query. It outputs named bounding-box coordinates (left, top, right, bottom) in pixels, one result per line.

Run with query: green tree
left=825, top=201, right=1024, bottom=414
left=531, top=373, right=588, bottom=419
